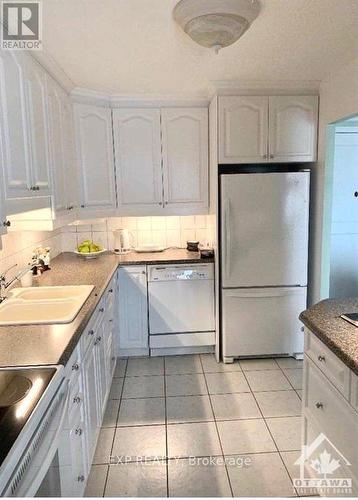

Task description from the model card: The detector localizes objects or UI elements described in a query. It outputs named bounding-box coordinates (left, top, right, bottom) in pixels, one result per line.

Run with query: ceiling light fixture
left=173, top=0, right=260, bottom=54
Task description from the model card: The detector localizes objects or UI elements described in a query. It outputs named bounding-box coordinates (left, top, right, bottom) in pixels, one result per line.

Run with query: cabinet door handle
left=318, top=355, right=325, bottom=363
left=262, top=154, right=267, bottom=159
left=315, top=402, right=323, bottom=409
left=73, top=396, right=81, bottom=404
left=3, top=220, right=11, bottom=227
left=109, top=289, right=113, bottom=293
left=158, top=202, right=162, bottom=206
left=72, top=363, right=80, bottom=371
left=99, top=307, right=104, bottom=313
left=94, top=336, right=102, bottom=345
left=88, top=329, right=94, bottom=336
left=269, top=154, right=274, bottom=159
left=75, top=428, right=83, bottom=436
left=77, top=475, right=85, bottom=483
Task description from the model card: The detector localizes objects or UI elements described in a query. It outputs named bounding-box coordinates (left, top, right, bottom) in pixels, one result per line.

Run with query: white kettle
left=113, top=229, right=133, bottom=254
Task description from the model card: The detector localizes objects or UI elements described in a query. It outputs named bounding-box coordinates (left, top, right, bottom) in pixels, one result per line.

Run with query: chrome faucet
left=0, top=263, right=34, bottom=303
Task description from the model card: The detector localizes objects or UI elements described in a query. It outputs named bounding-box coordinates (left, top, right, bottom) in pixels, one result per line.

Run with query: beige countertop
left=0, top=249, right=213, bottom=368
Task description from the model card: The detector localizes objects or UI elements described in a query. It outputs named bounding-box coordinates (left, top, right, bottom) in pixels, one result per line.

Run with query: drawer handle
left=73, top=395, right=81, bottom=404
left=99, top=307, right=104, bottom=313
left=109, top=289, right=113, bottom=293
left=318, top=355, right=326, bottom=363
left=77, top=475, right=85, bottom=483
left=75, top=428, right=83, bottom=436
left=88, top=329, right=94, bottom=336
left=315, top=402, right=324, bottom=409
left=94, top=336, right=102, bottom=345
left=72, top=363, right=80, bottom=371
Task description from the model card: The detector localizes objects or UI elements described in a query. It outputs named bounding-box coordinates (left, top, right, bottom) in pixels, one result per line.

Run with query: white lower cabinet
left=63, top=273, right=118, bottom=496
left=302, top=329, right=358, bottom=494
left=118, top=266, right=149, bottom=356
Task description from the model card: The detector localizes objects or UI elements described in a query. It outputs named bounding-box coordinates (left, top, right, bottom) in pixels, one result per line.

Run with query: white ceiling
left=42, top=0, right=358, bottom=96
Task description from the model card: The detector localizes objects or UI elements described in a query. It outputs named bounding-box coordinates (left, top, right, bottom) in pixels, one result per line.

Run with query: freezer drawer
left=222, top=287, right=306, bottom=358
left=149, top=279, right=215, bottom=334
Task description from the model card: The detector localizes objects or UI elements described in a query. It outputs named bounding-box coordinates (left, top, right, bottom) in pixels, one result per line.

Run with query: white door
left=269, top=96, right=318, bottom=162
left=47, top=77, right=67, bottom=213
left=23, top=56, right=51, bottom=195
left=222, top=287, right=306, bottom=358
left=74, top=104, right=116, bottom=210
left=161, top=108, right=209, bottom=211
left=118, top=266, right=148, bottom=350
left=61, top=97, right=79, bottom=211
left=113, top=108, right=163, bottom=213
left=218, top=96, right=269, bottom=164
left=0, top=50, right=32, bottom=198
left=221, top=172, right=310, bottom=287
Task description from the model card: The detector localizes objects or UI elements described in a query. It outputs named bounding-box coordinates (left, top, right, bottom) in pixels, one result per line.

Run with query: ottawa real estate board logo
left=1, top=1, right=42, bottom=50
left=294, top=433, right=353, bottom=496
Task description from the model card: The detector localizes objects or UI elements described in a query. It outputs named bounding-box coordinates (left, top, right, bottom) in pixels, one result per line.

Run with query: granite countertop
left=0, top=249, right=213, bottom=368
left=300, top=298, right=358, bottom=375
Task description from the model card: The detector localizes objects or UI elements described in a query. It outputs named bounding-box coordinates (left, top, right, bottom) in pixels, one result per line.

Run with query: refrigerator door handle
left=224, top=199, right=232, bottom=278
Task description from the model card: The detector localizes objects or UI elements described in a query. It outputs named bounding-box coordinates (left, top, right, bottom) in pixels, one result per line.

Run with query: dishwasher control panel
left=148, top=264, right=214, bottom=282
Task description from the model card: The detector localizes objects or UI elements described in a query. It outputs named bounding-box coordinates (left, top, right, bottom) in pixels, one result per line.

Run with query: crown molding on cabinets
left=210, top=79, right=320, bottom=96
left=31, top=50, right=75, bottom=94
left=71, top=87, right=210, bottom=108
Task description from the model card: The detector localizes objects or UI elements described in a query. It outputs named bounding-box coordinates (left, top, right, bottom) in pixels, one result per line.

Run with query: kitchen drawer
left=68, top=376, right=85, bottom=425
left=305, top=329, right=351, bottom=398
left=82, top=307, right=103, bottom=355
left=150, top=331, right=215, bottom=348
left=304, top=356, right=358, bottom=473
left=351, top=372, right=358, bottom=411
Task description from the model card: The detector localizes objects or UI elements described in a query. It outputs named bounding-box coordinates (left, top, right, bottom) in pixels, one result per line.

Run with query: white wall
left=309, top=57, right=358, bottom=304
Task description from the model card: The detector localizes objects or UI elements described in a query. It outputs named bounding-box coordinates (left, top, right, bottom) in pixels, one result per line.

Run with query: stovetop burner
left=0, top=375, right=32, bottom=408
left=0, top=367, right=56, bottom=467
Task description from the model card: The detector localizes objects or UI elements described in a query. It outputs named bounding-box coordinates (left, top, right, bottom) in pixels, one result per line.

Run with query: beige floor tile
left=122, top=375, right=164, bottom=399
left=105, top=462, right=167, bottom=497
left=167, top=422, right=222, bottom=458
left=117, top=397, right=165, bottom=426
left=166, top=395, right=214, bottom=423
left=84, top=464, right=108, bottom=497
left=227, top=452, right=296, bottom=497
left=245, top=370, right=292, bottom=392
left=102, top=399, right=120, bottom=427
left=112, top=425, right=166, bottom=462
left=266, top=416, right=302, bottom=451
left=114, top=358, right=127, bottom=378
left=283, top=369, right=303, bottom=390
left=127, top=357, right=164, bottom=376
left=168, top=458, right=232, bottom=497
left=205, top=371, right=250, bottom=394
left=240, top=358, right=280, bottom=371
left=281, top=450, right=302, bottom=480
left=211, top=393, right=261, bottom=421
left=200, top=354, right=242, bottom=373
left=109, top=377, right=124, bottom=399
left=93, top=428, right=115, bottom=464
left=165, top=355, right=203, bottom=374
left=255, top=390, right=302, bottom=417
left=217, top=419, right=276, bottom=455
left=166, top=373, right=208, bottom=396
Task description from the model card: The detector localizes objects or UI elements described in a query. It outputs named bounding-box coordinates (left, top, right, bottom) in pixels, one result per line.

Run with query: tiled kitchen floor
left=85, top=355, right=303, bottom=497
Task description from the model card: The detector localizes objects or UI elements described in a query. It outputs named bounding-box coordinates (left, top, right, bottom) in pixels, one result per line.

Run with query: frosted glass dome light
left=173, top=0, right=260, bottom=53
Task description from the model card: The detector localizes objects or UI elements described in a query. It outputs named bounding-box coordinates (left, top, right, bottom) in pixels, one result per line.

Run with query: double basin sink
left=0, top=285, right=94, bottom=326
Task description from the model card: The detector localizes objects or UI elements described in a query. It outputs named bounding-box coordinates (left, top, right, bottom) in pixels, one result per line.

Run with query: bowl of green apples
left=74, top=240, right=107, bottom=259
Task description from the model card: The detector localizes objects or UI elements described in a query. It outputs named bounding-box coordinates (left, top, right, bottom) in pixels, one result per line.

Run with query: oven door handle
left=4, top=379, right=70, bottom=498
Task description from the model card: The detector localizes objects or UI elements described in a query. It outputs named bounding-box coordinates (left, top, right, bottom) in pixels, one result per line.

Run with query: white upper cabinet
left=219, top=96, right=269, bottom=164
left=269, top=96, right=318, bottom=162
left=61, top=97, right=79, bottom=211
left=218, top=95, right=318, bottom=164
left=0, top=50, right=32, bottom=199
left=47, top=77, right=67, bottom=213
left=113, top=109, right=162, bottom=213
left=22, top=57, right=51, bottom=195
left=161, top=108, right=209, bottom=211
left=74, top=104, right=116, bottom=211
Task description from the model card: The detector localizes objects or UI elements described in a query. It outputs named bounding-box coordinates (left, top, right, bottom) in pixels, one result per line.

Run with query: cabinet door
left=23, top=57, right=51, bottom=195
left=47, top=77, right=67, bottom=213
left=61, top=97, right=79, bottom=210
left=118, top=266, right=148, bottom=350
left=0, top=132, right=7, bottom=239
left=0, top=50, right=32, bottom=198
left=269, top=96, right=318, bottom=162
left=161, top=108, right=209, bottom=211
left=74, top=104, right=116, bottom=210
left=218, top=96, right=268, bottom=164
left=83, top=340, right=100, bottom=464
left=95, top=330, right=108, bottom=420
left=113, top=109, right=163, bottom=213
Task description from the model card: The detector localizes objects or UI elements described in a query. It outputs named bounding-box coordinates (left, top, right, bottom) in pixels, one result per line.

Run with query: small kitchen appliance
left=113, top=229, right=133, bottom=254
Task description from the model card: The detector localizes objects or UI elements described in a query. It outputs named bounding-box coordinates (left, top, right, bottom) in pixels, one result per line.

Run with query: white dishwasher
left=148, top=264, right=215, bottom=351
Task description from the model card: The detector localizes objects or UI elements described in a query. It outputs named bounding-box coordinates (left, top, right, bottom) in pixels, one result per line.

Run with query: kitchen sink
left=0, top=285, right=94, bottom=326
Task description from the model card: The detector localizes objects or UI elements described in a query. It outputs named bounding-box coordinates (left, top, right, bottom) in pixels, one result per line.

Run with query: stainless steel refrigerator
left=220, top=169, right=310, bottom=362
